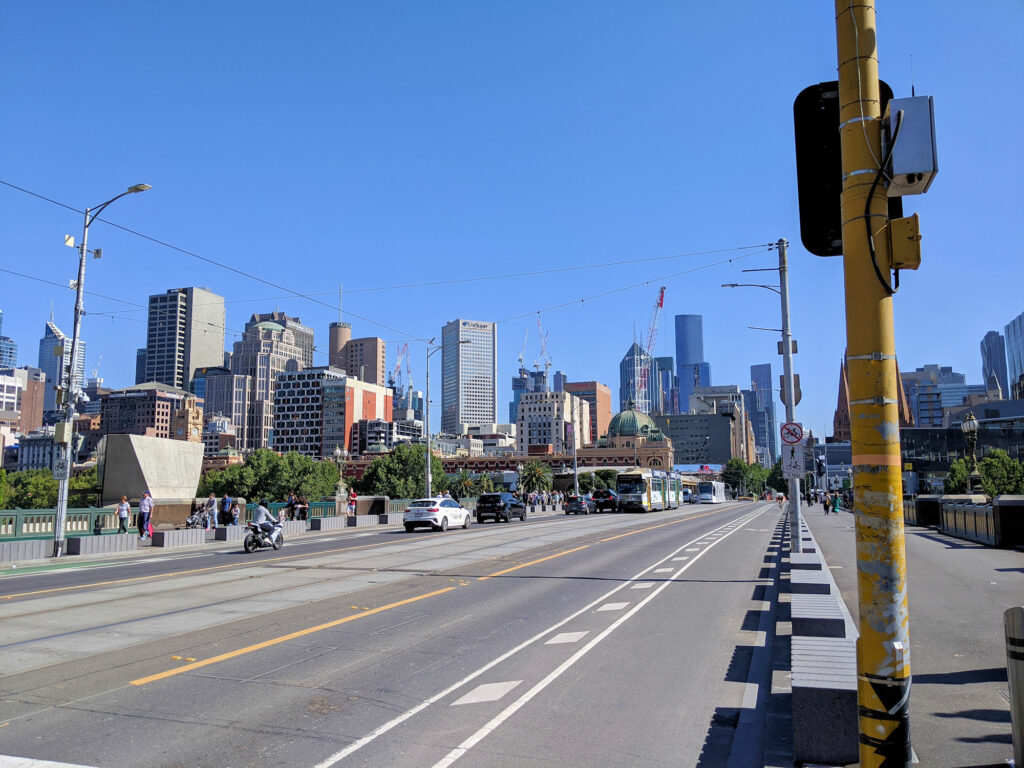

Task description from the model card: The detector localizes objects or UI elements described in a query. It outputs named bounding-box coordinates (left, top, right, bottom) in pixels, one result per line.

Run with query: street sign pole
left=778, top=239, right=802, bottom=554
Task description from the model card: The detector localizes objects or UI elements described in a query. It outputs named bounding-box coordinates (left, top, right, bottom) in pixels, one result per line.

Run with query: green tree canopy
left=7, top=469, right=58, bottom=509
left=198, top=449, right=339, bottom=501
left=979, top=449, right=1024, bottom=496
left=353, top=443, right=446, bottom=499
left=577, top=472, right=596, bottom=493
left=595, top=469, right=619, bottom=489
left=766, top=459, right=788, bottom=494
left=518, top=460, right=553, bottom=493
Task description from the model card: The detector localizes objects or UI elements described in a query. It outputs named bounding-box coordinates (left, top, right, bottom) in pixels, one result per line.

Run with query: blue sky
left=2, top=2, right=1022, bottom=442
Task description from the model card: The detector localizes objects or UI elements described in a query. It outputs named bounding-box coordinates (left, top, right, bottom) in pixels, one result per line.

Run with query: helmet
left=260, top=499, right=270, bottom=508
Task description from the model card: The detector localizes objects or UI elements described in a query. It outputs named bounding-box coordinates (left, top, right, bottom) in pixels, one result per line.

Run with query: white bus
left=696, top=480, right=727, bottom=504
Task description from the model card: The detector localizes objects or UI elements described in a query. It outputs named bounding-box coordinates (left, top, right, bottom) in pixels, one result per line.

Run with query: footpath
left=791, top=500, right=1019, bottom=767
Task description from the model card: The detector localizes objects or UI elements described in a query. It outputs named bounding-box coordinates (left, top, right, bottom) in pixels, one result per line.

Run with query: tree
left=979, top=449, right=1024, bottom=496
left=8, top=470, right=58, bottom=509
left=766, top=459, right=788, bottom=494
left=474, top=474, right=494, bottom=493
left=722, top=458, right=749, bottom=496
left=595, top=469, right=619, bottom=489
left=577, top=472, right=596, bottom=493
left=518, top=460, right=552, bottom=493
left=69, top=467, right=99, bottom=507
left=198, top=450, right=339, bottom=501
left=452, top=468, right=476, bottom=499
left=945, top=459, right=968, bottom=493
left=0, top=469, right=10, bottom=509
left=746, top=462, right=769, bottom=498
left=354, top=443, right=446, bottom=499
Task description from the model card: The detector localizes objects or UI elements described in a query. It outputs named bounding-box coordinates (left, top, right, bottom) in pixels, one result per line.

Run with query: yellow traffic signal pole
left=834, top=1, right=912, bottom=765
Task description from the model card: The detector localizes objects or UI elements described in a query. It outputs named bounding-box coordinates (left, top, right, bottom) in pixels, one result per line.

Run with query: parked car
left=564, top=495, right=596, bottom=515
left=591, top=489, right=618, bottom=512
left=476, top=492, right=527, bottom=523
left=403, top=498, right=471, bottom=532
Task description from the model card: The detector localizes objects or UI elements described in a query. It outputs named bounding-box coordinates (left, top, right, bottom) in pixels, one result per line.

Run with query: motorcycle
left=243, top=520, right=284, bottom=553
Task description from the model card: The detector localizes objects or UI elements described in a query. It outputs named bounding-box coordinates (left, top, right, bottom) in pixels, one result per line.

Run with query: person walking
left=204, top=493, right=218, bottom=530
left=138, top=490, right=154, bottom=540
left=347, top=489, right=357, bottom=516
left=117, top=495, right=131, bottom=533
left=832, top=493, right=841, bottom=515
left=823, top=492, right=832, bottom=514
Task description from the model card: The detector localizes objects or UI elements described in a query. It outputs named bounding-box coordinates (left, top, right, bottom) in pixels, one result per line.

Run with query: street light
left=960, top=411, right=983, bottom=493
left=53, top=183, right=151, bottom=558
left=424, top=337, right=469, bottom=498
left=722, top=238, right=802, bottom=553
left=333, top=445, right=348, bottom=500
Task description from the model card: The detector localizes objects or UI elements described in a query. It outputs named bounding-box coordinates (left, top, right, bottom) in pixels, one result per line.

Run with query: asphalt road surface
left=0, top=502, right=783, bottom=768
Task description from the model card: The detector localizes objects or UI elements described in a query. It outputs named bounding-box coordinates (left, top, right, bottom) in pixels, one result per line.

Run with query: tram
left=696, top=479, right=727, bottom=504
left=616, top=469, right=687, bottom=512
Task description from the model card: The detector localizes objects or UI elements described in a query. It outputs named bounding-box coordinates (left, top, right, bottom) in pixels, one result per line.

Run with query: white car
left=403, top=498, right=471, bottom=532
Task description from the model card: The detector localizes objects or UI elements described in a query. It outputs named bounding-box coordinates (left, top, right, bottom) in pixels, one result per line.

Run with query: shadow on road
left=914, top=667, right=1007, bottom=685
left=694, top=707, right=740, bottom=767
left=933, top=708, right=1010, bottom=724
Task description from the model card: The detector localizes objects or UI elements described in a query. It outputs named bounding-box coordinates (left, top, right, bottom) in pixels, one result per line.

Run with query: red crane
left=636, top=286, right=665, bottom=413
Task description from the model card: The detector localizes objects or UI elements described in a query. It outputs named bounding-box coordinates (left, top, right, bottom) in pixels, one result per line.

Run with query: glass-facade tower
left=674, top=314, right=710, bottom=411
left=441, top=319, right=497, bottom=434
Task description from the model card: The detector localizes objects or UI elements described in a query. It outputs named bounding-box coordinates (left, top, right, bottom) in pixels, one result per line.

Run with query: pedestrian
left=285, top=492, right=297, bottom=521
left=347, top=489, right=358, bottom=516
left=229, top=501, right=241, bottom=526
left=204, top=493, right=217, bottom=529
left=296, top=493, right=309, bottom=521
left=117, top=495, right=130, bottom=533
left=138, top=490, right=154, bottom=540
left=220, top=492, right=233, bottom=525
left=824, top=493, right=832, bottom=514
left=832, top=493, right=841, bottom=515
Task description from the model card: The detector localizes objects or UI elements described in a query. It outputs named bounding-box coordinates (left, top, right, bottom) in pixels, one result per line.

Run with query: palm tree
left=453, top=468, right=476, bottom=500
left=519, top=460, right=553, bottom=493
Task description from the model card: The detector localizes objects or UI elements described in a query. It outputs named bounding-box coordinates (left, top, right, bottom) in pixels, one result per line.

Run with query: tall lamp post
left=424, top=337, right=469, bottom=498
left=960, top=411, right=983, bottom=493
left=722, top=237, right=802, bottom=553
left=53, top=184, right=151, bottom=558
left=333, top=445, right=348, bottom=497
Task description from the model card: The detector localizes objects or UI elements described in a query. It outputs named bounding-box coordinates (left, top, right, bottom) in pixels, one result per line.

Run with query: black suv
left=476, top=492, right=526, bottom=523
left=591, top=489, right=618, bottom=513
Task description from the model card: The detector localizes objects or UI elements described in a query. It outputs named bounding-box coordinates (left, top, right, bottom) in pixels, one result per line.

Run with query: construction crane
left=636, top=286, right=666, bottom=413
left=517, top=329, right=529, bottom=375
left=535, top=316, right=552, bottom=379
left=388, top=343, right=409, bottom=391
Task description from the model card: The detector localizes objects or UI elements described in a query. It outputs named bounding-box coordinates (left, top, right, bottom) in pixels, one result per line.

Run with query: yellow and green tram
left=615, top=469, right=687, bottom=512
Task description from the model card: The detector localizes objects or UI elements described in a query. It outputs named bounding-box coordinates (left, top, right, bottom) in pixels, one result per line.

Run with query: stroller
left=185, top=506, right=207, bottom=528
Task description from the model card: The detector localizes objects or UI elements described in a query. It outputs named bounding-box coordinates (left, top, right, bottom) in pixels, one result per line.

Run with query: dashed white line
left=451, top=681, right=521, bottom=706
left=630, top=582, right=654, bottom=590
left=653, top=567, right=673, bottom=573
left=545, top=631, right=589, bottom=645
left=596, top=602, right=629, bottom=612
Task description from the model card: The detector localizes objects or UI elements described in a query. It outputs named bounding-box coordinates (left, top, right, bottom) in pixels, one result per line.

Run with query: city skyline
left=1, top=3, right=1022, bottom=441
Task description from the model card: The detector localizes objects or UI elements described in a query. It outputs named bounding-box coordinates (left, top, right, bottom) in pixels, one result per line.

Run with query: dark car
left=591, top=489, right=618, bottom=513
left=476, top=492, right=527, bottom=524
left=564, top=495, right=596, bottom=515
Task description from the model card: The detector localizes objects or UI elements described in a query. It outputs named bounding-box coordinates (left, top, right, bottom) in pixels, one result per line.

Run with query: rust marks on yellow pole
left=834, top=0, right=912, bottom=765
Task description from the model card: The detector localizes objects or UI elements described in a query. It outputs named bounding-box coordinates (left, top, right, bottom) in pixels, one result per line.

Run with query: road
left=0, top=501, right=782, bottom=768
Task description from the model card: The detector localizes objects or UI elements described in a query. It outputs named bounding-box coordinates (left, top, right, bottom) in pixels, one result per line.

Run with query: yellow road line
left=131, top=586, right=456, bottom=686
left=0, top=536, right=408, bottom=601
left=478, top=546, right=590, bottom=581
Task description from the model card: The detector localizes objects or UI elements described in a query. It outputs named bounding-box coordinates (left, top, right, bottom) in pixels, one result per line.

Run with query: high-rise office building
left=37, top=319, right=85, bottom=414
left=980, top=330, right=1009, bottom=397
left=1004, top=312, right=1024, bottom=399
left=515, top=390, right=590, bottom=454
left=509, top=367, right=548, bottom=423
left=674, top=314, right=711, bottom=412
left=618, top=342, right=657, bottom=413
left=749, top=363, right=778, bottom=462
left=327, top=322, right=386, bottom=386
left=0, top=309, right=17, bottom=368
left=229, top=316, right=305, bottom=451
left=900, top=364, right=986, bottom=427
left=142, top=287, right=225, bottom=390
left=564, top=380, right=612, bottom=444
left=654, top=355, right=677, bottom=414
left=441, top=319, right=497, bottom=434
left=250, top=312, right=314, bottom=368
left=0, top=366, right=46, bottom=434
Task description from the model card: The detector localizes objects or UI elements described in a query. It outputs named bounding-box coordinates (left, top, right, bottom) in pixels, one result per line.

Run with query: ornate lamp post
left=333, top=445, right=348, bottom=498
left=960, top=412, right=983, bottom=493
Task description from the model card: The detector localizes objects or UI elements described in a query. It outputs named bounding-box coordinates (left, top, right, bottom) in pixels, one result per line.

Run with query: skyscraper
left=441, top=319, right=497, bottom=434
left=37, top=319, right=85, bottom=414
left=749, top=363, right=778, bottom=462
left=0, top=309, right=17, bottom=368
left=654, top=355, right=677, bottom=414
left=250, top=312, right=314, bottom=368
left=509, top=367, right=548, bottom=423
left=618, top=342, right=657, bottom=413
left=1002, top=312, right=1024, bottom=398
left=327, top=322, right=386, bottom=386
left=674, top=314, right=711, bottom=411
left=980, top=331, right=1009, bottom=397
left=142, top=287, right=226, bottom=390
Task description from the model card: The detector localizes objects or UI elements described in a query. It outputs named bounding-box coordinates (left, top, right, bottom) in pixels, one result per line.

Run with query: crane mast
left=636, top=286, right=665, bottom=413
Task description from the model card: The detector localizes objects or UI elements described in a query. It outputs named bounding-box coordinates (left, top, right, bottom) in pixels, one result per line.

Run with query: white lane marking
left=430, top=506, right=772, bottom=768
left=630, top=582, right=654, bottom=590
left=673, top=556, right=690, bottom=561
left=653, top=568, right=673, bottom=573
left=596, top=602, right=628, bottom=612
left=451, top=681, right=521, bottom=706
left=313, top=505, right=772, bottom=768
left=0, top=756, right=99, bottom=767
left=685, top=548, right=699, bottom=552
left=545, top=631, right=589, bottom=645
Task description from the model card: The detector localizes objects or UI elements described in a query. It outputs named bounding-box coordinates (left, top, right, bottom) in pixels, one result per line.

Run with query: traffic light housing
left=793, top=80, right=902, bottom=257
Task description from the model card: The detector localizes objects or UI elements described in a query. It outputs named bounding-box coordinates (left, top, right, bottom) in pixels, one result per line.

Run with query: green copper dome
left=606, top=407, right=657, bottom=438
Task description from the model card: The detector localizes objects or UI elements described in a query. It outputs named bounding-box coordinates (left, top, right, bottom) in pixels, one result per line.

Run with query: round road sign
left=781, top=422, right=803, bottom=444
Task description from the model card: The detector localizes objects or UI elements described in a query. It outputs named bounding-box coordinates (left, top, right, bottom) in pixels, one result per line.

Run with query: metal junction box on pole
left=884, top=96, right=938, bottom=196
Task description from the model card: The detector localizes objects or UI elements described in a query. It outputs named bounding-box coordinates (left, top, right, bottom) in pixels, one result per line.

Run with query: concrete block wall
left=66, top=535, right=139, bottom=556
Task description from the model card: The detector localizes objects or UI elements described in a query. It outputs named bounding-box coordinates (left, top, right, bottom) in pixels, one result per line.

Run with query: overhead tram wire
left=0, top=179, right=427, bottom=344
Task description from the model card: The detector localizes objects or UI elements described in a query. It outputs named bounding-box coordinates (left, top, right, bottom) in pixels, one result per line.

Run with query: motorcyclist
left=252, top=499, right=278, bottom=537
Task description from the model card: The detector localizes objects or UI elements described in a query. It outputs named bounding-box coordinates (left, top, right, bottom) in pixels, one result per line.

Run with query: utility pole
left=425, top=340, right=434, bottom=498
left=835, top=2, right=912, bottom=765
left=777, top=238, right=802, bottom=554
